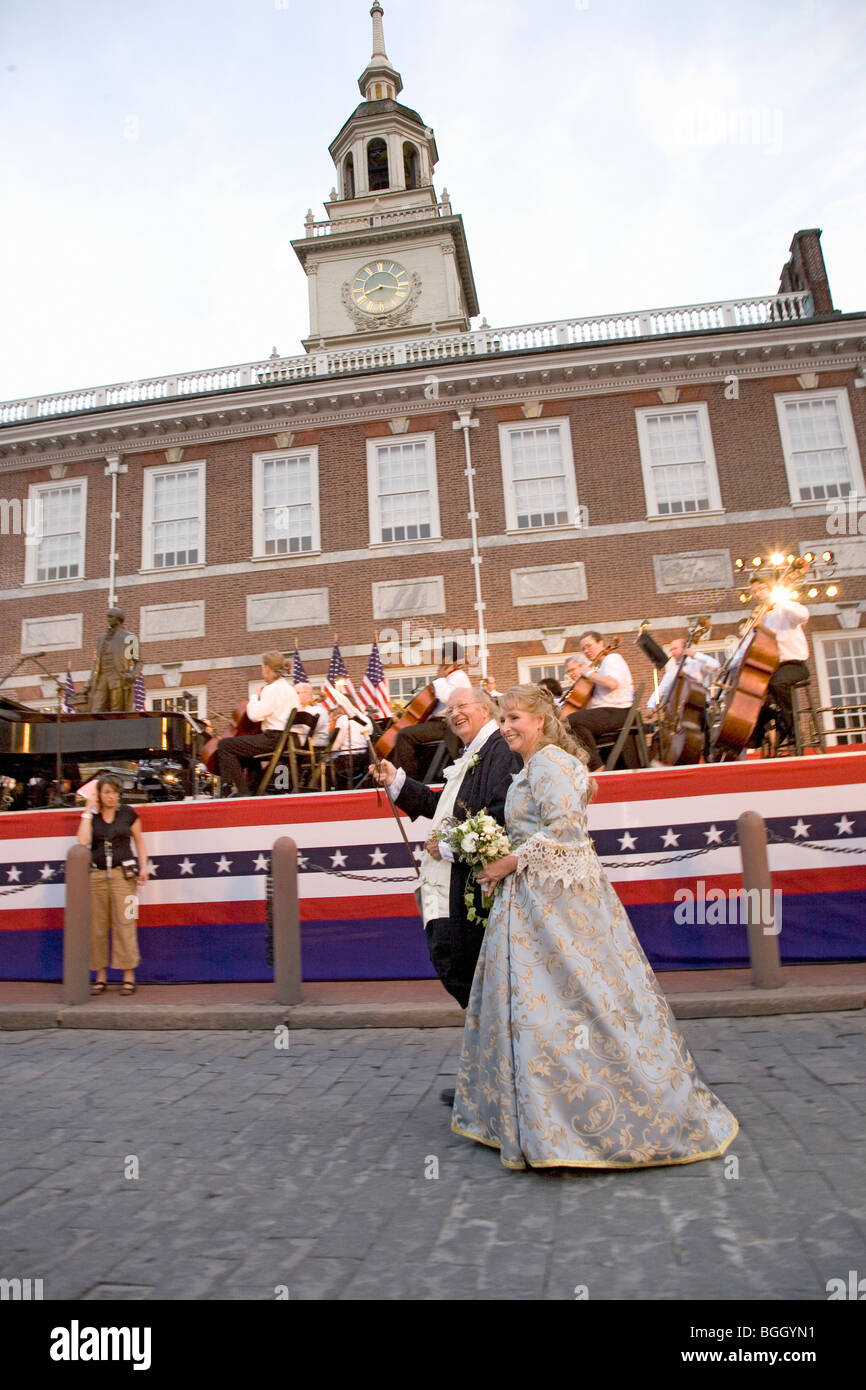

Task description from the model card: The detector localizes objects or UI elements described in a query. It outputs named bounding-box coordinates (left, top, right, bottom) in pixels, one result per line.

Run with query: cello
left=708, top=556, right=809, bottom=760
left=200, top=699, right=259, bottom=775
left=561, top=638, right=621, bottom=716
left=655, top=617, right=711, bottom=766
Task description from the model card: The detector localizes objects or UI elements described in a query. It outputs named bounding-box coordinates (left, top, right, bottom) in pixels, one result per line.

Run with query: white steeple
left=359, top=2, right=403, bottom=102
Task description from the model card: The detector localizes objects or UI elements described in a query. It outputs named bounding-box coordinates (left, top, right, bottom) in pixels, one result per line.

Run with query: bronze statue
left=83, top=607, right=143, bottom=712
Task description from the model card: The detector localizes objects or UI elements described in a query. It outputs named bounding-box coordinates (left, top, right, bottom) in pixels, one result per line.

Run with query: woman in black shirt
left=77, top=774, right=149, bottom=995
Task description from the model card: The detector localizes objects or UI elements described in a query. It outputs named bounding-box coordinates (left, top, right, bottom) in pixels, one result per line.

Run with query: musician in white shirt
left=749, top=578, right=811, bottom=747
left=217, top=651, right=298, bottom=797
left=647, top=638, right=721, bottom=713
left=565, top=631, right=640, bottom=770
left=393, top=641, right=472, bottom=780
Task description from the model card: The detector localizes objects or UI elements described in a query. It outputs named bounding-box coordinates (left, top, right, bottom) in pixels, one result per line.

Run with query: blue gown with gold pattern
left=452, top=745, right=739, bottom=1170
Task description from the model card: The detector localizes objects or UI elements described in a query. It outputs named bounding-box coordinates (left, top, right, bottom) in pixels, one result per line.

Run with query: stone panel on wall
left=140, top=601, right=206, bottom=643
left=372, top=576, right=445, bottom=620
left=21, top=613, right=82, bottom=653
left=653, top=550, right=733, bottom=593
left=511, top=562, right=587, bottom=607
left=246, top=588, right=329, bottom=633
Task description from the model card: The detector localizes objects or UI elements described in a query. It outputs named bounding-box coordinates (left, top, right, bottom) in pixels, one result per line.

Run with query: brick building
left=2, top=4, right=865, bottom=740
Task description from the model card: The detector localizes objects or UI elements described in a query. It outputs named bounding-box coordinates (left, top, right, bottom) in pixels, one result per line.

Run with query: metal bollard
left=63, top=844, right=92, bottom=1004
left=736, top=811, right=784, bottom=990
left=271, top=836, right=302, bottom=1005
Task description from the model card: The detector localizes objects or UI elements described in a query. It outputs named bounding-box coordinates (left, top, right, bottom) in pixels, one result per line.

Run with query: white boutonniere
left=466, top=752, right=481, bottom=771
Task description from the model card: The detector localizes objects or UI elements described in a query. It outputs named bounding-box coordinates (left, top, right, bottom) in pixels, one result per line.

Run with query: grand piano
left=0, top=696, right=197, bottom=805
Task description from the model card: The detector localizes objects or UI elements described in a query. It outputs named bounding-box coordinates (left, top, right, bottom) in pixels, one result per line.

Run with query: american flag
left=322, top=641, right=358, bottom=712
left=359, top=639, right=392, bottom=719
left=61, top=668, right=76, bottom=714
left=133, top=671, right=146, bottom=712
left=291, top=648, right=309, bottom=684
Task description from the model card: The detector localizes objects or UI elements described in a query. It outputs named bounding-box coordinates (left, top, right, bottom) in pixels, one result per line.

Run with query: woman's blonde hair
left=500, top=684, right=597, bottom=795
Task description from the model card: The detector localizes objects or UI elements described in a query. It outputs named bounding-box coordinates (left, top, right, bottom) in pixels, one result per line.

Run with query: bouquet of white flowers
left=434, top=808, right=512, bottom=924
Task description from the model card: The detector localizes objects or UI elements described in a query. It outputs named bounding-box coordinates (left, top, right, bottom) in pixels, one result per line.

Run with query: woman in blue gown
left=452, top=685, right=739, bottom=1171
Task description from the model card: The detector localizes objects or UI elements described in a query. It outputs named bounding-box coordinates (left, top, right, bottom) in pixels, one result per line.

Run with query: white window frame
left=366, top=432, right=441, bottom=547
left=517, top=658, right=569, bottom=685
left=24, top=478, right=87, bottom=585
left=774, top=389, right=865, bottom=507
left=635, top=403, right=723, bottom=521
left=141, top=460, right=206, bottom=572
left=147, top=685, right=207, bottom=718
left=813, top=630, right=866, bottom=746
left=252, top=447, right=321, bottom=559
left=385, top=665, right=438, bottom=702
left=498, top=418, right=579, bottom=535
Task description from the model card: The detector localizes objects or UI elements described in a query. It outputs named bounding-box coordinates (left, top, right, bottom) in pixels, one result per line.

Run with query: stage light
left=770, top=551, right=785, bottom=566
left=738, top=592, right=749, bottom=603
left=752, top=556, right=762, bottom=568
left=786, top=553, right=795, bottom=564
left=822, top=551, right=833, bottom=562
left=804, top=552, right=814, bottom=563
left=734, top=557, right=744, bottom=569
left=807, top=587, right=819, bottom=598
left=827, top=585, right=839, bottom=597
left=789, top=589, right=799, bottom=600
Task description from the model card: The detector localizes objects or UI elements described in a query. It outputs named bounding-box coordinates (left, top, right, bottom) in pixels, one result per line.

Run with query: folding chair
left=594, top=684, right=651, bottom=771
left=288, top=712, right=330, bottom=790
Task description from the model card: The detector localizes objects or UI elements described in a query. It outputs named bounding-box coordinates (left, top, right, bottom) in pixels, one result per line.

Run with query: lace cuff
left=513, top=833, right=604, bottom=894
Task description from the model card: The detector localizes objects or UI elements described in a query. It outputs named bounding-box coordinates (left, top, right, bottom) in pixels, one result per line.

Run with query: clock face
left=351, top=259, right=411, bottom=314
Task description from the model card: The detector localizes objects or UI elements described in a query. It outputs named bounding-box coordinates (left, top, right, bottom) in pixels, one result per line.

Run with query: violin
left=561, top=638, right=621, bottom=715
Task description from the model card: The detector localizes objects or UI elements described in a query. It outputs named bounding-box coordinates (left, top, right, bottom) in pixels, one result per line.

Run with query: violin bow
left=365, top=736, right=420, bottom=880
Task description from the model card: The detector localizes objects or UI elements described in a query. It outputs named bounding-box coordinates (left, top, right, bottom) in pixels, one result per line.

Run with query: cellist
left=392, top=640, right=471, bottom=780
left=565, top=631, right=639, bottom=770
left=646, top=637, right=720, bottom=714
left=217, top=652, right=298, bottom=797
left=747, top=577, right=811, bottom=750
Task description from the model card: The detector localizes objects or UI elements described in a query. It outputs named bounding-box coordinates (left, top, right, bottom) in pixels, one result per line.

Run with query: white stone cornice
left=2, top=323, right=864, bottom=471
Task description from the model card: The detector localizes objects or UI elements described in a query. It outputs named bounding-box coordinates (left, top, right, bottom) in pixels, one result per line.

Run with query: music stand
left=636, top=630, right=669, bottom=670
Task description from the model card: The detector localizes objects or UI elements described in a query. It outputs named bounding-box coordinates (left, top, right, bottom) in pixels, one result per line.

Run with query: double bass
left=708, top=556, right=809, bottom=759
left=561, top=638, right=621, bottom=717
left=655, top=617, right=711, bottom=766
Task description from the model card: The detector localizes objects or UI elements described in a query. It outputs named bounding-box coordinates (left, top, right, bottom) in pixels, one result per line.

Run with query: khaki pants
left=90, top=867, right=140, bottom=970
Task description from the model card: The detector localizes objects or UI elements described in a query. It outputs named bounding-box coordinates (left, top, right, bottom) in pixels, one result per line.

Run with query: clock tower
left=292, top=2, right=479, bottom=351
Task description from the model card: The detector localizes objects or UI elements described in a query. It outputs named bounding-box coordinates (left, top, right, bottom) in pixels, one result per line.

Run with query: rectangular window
left=26, top=480, right=87, bottom=584
left=518, top=660, right=568, bottom=685
left=775, top=391, right=864, bottom=504
left=142, top=462, right=205, bottom=570
left=817, top=634, right=866, bottom=746
left=253, top=449, right=320, bottom=557
left=149, top=688, right=205, bottom=717
left=635, top=406, right=721, bottom=518
left=367, top=434, right=440, bottom=545
left=386, top=669, right=436, bottom=702
left=499, top=420, right=578, bottom=532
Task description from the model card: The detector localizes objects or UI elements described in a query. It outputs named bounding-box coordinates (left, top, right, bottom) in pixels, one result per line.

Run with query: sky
left=1, top=0, right=864, bottom=403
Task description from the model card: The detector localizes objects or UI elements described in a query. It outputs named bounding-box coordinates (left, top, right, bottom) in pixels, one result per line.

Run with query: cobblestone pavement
left=1, top=1014, right=864, bottom=1301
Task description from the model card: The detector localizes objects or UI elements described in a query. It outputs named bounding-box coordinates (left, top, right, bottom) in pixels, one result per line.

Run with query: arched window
left=343, top=154, right=355, bottom=200
left=403, top=142, right=420, bottom=189
left=367, top=138, right=389, bottom=191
